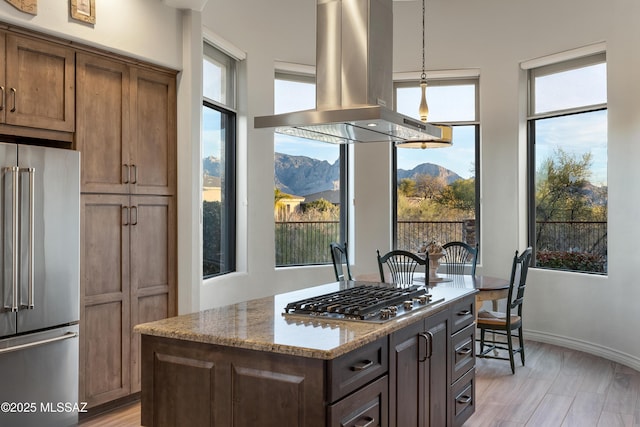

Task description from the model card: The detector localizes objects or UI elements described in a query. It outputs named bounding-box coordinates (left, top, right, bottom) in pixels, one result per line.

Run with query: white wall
left=0, top=0, right=182, bottom=69
left=3, top=0, right=639, bottom=370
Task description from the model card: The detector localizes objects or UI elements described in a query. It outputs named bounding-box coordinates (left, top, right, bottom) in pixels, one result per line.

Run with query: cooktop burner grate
left=284, top=284, right=439, bottom=322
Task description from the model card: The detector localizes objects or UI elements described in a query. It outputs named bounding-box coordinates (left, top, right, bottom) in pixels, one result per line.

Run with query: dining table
left=355, top=272, right=510, bottom=312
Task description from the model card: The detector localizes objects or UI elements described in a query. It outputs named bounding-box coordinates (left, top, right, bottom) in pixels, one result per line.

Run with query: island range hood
left=254, top=0, right=444, bottom=144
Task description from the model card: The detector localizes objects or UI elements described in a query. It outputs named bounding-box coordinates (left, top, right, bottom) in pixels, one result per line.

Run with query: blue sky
left=203, top=62, right=607, bottom=185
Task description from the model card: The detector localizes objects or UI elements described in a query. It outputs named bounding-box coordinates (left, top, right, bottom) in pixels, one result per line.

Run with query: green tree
left=536, top=148, right=592, bottom=222
left=398, top=178, right=416, bottom=197
left=437, top=178, right=475, bottom=213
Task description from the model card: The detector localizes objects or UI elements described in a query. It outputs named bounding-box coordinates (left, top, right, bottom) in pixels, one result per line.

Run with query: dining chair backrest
left=476, top=246, right=533, bottom=373
left=376, top=249, right=428, bottom=286
left=506, top=247, right=533, bottom=318
left=330, top=242, right=353, bottom=281
left=442, top=241, right=479, bottom=276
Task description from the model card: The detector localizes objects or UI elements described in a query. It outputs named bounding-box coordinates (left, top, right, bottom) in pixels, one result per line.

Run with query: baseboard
left=78, top=392, right=140, bottom=423
left=524, top=329, right=640, bottom=372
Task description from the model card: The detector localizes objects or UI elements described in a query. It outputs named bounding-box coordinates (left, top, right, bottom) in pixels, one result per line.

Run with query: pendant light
left=396, top=0, right=452, bottom=149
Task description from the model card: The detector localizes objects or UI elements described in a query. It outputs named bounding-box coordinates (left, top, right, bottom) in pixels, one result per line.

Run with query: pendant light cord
left=421, top=0, right=426, bottom=80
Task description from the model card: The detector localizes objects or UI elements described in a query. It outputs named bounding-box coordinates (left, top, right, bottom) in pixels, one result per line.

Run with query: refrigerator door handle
left=20, top=167, right=35, bottom=310
left=0, top=331, right=78, bottom=355
left=6, top=166, right=19, bottom=312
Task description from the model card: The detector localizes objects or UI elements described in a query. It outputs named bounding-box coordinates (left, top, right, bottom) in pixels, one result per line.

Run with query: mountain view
left=203, top=153, right=464, bottom=197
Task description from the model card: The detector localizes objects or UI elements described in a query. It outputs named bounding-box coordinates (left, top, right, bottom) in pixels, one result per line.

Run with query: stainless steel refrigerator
left=0, top=143, right=80, bottom=427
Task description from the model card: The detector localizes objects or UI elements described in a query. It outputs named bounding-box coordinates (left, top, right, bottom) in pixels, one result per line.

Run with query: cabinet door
left=424, top=310, right=449, bottom=427
left=130, top=195, right=176, bottom=393
left=76, top=53, right=131, bottom=194
left=80, top=194, right=131, bottom=407
left=0, top=32, right=5, bottom=123
left=5, top=35, right=75, bottom=132
left=130, top=67, right=176, bottom=196
left=389, top=319, right=425, bottom=427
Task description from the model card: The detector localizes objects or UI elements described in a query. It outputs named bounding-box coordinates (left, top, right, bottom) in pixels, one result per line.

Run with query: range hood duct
left=254, top=0, right=443, bottom=144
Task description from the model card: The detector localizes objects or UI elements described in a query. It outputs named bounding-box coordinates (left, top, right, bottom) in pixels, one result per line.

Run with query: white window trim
left=520, top=42, right=606, bottom=70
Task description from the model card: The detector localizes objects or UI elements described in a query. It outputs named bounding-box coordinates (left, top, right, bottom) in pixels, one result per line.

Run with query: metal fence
left=536, top=221, right=607, bottom=255
left=396, top=220, right=470, bottom=252
left=275, top=221, right=340, bottom=266
left=274, top=219, right=607, bottom=268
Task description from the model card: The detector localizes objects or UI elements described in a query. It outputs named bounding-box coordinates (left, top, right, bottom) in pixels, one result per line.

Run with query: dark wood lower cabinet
left=141, top=336, right=325, bottom=427
left=389, top=309, right=448, bottom=427
left=140, top=296, right=476, bottom=427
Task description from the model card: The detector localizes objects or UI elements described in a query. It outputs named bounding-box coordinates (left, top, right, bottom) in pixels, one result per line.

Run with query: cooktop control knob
left=388, top=306, right=398, bottom=315
left=380, top=308, right=391, bottom=320
left=403, top=300, right=413, bottom=310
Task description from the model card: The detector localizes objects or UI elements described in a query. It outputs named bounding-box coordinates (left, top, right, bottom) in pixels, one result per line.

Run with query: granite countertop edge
left=135, top=285, right=477, bottom=360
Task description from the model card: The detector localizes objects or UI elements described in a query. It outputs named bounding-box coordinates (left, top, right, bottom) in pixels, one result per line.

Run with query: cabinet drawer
left=451, top=323, right=475, bottom=383
left=451, top=296, right=475, bottom=333
left=328, top=375, right=388, bottom=427
left=450, top=368, right=475, bottom=427
left=328, top=337, right=388, bottom=402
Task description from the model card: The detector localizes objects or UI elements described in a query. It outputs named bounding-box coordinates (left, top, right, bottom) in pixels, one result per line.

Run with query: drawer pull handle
left=418, top=331, right=434, bottom=362
left=354, top=416, right=375, bottom=427
left=457, top=395, right=472, bottom=405
left=351, top=360, right=374, bottom=371
left=457, top=309, right=472, bottom=316
left=456, top=347, right=472, bottom=356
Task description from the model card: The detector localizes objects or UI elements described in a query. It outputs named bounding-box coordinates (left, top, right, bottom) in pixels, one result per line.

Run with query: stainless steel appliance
left=255, top=0, right=448, bottom=144
left=284, top=283, right=443, bottom=323
left=0, top=143, right=80, bottom=427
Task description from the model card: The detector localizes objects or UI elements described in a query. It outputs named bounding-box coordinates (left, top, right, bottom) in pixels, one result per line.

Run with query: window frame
left=274, top=71, right=349, bottom=267
left=392, top=78, right=481, bottom=252
left=526, top=52, right=608, bottom=274
left=202, top=42, right=237, bottom=279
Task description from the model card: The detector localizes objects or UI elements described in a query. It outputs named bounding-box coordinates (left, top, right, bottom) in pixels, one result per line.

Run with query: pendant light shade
left=419, top=79, right=429, bottom=122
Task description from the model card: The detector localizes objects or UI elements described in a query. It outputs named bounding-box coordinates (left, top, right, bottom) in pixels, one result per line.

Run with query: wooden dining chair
left=477, top=247, right=533, bottom=374
left=376, top=249, right=428, bottom=286
left=330, top=242, right=353, bottom=281
left=442, top=241, right=479, bottom=276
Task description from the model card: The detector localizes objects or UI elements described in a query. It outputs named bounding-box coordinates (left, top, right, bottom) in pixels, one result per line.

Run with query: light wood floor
left=79, top=340, right=640, bottom=427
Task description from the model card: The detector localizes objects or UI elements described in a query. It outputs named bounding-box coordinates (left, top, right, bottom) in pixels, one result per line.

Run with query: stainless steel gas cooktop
left=283, top=283, right=444, bottom=323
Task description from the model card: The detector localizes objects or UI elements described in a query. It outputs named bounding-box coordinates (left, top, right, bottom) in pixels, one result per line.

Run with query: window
left=527, top=53, right=607, bottom=274
left=393, top=79, right=480, bottom=252
left=274, top=73, right=348, bottom=266
left=202, top=42, right=236, bottom=278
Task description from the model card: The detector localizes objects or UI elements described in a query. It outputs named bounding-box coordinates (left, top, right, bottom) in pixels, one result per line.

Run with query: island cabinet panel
left=389, top=309, right=449, bottom=427
left=141, top=335, right=326, bottom=427
left=139, top=290, right=476, bottom=426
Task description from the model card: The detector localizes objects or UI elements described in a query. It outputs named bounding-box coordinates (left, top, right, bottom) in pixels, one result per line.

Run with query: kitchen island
left=135, top=281, right=477, bottom=427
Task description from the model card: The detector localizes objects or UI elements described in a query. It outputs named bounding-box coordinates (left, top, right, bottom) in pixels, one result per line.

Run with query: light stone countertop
left=135, top=281, right=477, bottom=360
